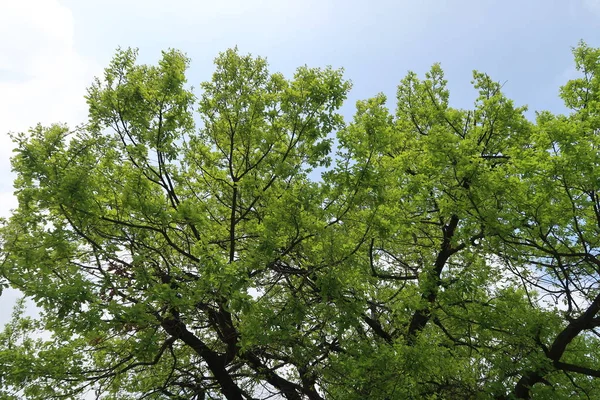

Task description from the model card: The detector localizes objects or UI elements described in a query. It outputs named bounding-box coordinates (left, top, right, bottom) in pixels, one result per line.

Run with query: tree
left=2, top=43, right=600, bottom=399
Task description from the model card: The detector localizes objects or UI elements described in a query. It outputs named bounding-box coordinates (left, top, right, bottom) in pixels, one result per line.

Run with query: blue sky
left=58, top=0, right=600, bottom=114
left=1, top=0, right=600, bottom=324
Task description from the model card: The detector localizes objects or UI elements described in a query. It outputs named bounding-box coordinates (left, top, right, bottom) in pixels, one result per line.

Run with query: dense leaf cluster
left=2, top=43, right=600, bottom=399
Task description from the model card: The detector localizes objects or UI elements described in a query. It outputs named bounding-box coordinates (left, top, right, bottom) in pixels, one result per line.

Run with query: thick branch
left=160, top=318, right=244, bottom=400
left=407, top=214, right=464, bottom=342
left=512, top=291, right=600, bottom=399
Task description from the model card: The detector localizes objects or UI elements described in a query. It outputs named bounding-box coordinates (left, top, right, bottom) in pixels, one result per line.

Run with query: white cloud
left=0, top=0, right=98, bottom=123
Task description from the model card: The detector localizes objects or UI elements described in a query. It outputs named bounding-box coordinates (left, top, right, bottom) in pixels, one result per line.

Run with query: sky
left=2, top=0, right=600, bottom=326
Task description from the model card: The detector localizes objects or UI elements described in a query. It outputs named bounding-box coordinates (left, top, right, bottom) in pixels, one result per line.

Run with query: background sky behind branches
left=2, top=0, right=600, bottom=326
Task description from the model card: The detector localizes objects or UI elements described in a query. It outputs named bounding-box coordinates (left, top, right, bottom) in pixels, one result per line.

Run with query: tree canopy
left=2, top=43, right=600, bottom=399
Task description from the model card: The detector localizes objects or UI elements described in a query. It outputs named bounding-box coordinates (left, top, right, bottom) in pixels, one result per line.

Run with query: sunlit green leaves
left=3, top=43, right=600, bottom=399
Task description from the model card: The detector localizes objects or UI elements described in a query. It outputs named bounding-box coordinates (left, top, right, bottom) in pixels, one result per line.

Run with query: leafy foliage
left=2, top=43, right=600, bottom=399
